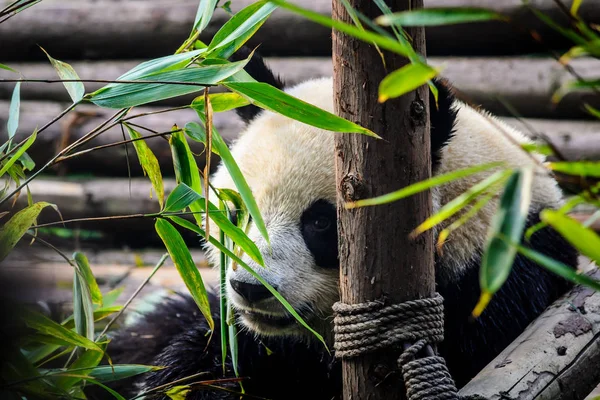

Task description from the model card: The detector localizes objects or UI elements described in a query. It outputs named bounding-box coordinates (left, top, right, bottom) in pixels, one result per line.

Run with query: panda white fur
left=101, top=52, right=578, bottom=399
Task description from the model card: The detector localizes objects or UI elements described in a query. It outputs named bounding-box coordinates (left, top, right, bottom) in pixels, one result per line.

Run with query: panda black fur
left=100, top=52, right=578, bottom=399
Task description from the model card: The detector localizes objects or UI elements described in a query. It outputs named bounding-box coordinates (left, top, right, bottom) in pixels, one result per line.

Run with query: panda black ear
left=229, top=47, right=285, bottom=123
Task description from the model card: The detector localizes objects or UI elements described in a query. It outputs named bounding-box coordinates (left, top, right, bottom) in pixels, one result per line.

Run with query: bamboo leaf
left=376, top=8, right=506, bottom=26
left=125, top=125, right=165, bottom=208
left=170, top=129, right=263, bottom=265
left=0, top=63, right=17, bottom=73
left=19, top=307, right=102, bottom=352
left=473, top=168, right=533, bottom=317
left=194, top=0, right=219, bottom=32
left=0, top=201, right=56, bottom=262
left=191, top=92, right=250, bottom=113
left=348, top=162, right=503, bottom=209
left=225, top=82, right=380, bottom=138
left=56, top=347, right=104, bottom=390
left=541, top=209, right=600, bottom=264
left=413, top=170, right=512, bottom=236
left=169, top=128, right=204, bottom=224
left=73, top=266, right=95, bottom=341
left=548, top=161, right=600, bottom=177
left=0, top=129, right=36, bottom=178
left=186, top=121, right=269, bottom=245
left=116, top=50, right=205, bottom=81
left=155, top=218, right=214, bottom=331
left=206, top=1, right=277, bottom=59
left=166, top=386, right=191, bottom=400
left=167, top=215, right=326, bottom=347
left=7, top=82, right=20, bottom=140
left=552, top=79, right=600, bottom=104
left=73, top=252, right=103, bottom=306
left=41, top=48, right=85, bottom=103
left=164, top=183, right=203, bottom=213
left=90, top=58, right=249, bottom=108
left=516, top=244, right=600, bottom=291
left=268, top=0, right=412, bottom=57
left=379, top=62, right=440, bottom=102
left=61, top=306, right=122, bottom=329
left=87, top=364, right=160, bottom=383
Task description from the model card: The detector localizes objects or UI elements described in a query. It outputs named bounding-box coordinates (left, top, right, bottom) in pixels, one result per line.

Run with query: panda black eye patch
left=300, top=199, right=338, bottom=269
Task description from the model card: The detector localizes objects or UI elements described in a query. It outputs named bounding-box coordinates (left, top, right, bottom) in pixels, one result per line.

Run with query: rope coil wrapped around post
left=333, top=293, right=461, bottom=400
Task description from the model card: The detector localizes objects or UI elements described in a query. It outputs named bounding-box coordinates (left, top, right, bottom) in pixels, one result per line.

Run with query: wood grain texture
left=332, top=1, right=434, bottom=399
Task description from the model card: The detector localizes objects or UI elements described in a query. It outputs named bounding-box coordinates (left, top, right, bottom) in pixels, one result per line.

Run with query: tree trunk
left=332, top=1, right=434, bottom=400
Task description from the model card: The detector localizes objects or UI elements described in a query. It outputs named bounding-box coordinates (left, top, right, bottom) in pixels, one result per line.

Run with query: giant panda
left=102, top=52, right=578, bottom=400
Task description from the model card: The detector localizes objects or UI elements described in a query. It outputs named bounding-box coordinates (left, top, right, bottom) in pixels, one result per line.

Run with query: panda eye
left=312, top=216, right=331, bottom=232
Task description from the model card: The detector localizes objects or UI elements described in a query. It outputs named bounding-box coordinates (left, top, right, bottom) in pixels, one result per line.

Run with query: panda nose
left=230, top=279, right=275, bottom=303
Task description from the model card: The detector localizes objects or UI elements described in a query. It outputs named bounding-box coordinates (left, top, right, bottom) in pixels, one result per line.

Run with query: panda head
left=205, top=52, right=340, bottom=339
left=205, top=51, right=564, bottom=341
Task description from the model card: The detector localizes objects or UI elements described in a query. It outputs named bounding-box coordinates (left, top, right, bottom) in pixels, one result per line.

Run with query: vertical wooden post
left=332, top=1, right=434, bottom=399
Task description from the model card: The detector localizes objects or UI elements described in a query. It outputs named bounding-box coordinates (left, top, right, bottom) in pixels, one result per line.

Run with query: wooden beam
left=3, top=0, right=600, bottom=60
left=459, top=267, right=600, bottom=400
left=3, top=57, right=600, bottom=118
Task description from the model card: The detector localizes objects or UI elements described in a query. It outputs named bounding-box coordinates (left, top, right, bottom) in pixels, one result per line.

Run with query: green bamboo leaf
left=194, top=0, right=219, bottom=32
left=530, top=8, right=587, bottom=46
left=166, top=386, right=191, bottom=400
left=155, top=218, right=214, bottom=331
left=268, top=0, right=412, bottom=56
left=87, top=364, right=161, bottom=383
left=61, top=306, right=122, bottom=329
left=115, top=50, right=205, bottom=82
left=7, top=82, right=20, bottom=140
left=90, top=58, right=249, bottom=109
left=125, top=125, right=164, bottom=208
left=206, top=1, right=277, bottom=59
left=191, top=92, right=250, bottom=114
left=516, top=244, right=600, bottom=292
left=41, top=48, right=85, bottom=103
left=167, top=215, right=326, bottom=347
left=413, top=170, right=512, bottom=236
left=0, top=201, right=56, bottom=262
left=102, top=287, right=124, bottom=307
left=56, top=348, right=104, bottom=390
left=170, top=129, right=263, bottom=265
left=541, top=209, right=600, bottom=264
left=552, top=79, right=600, bottom=104
left=186, top=121, right=269, bottom=245
left=73, top=267, right=95, bottom=341
left=73, top=252, right=103, bottom=306
left=521, top=143, right=553, bottom=156
left=19, top=307, right=102, bottom=352
left=85, top=380, right=126, bottom=400
left=0, top=129, right=36, bottom=178
left=474, top=168, right=533, bottom=317
left=348, top=162, right=504, bottom=209
left=548, top=161, right=600, bottom=177
left=169, top=128, right=204, bottom=224
left=379, top=62, right=440, bottom=102
left=376, top=8, right=507, bottom=26
left=584, top=103, right=600, bottom=119
left=164, top=183, right=203, bottom=213
left=0, top=63, right=17, bottom=73
left=571, top=0, right=583, bottom=16
left=224, top=82, right=380, bottom=138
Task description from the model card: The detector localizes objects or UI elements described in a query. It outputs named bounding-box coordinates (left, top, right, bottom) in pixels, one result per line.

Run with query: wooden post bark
left=332, top=1, right=434, bottom=399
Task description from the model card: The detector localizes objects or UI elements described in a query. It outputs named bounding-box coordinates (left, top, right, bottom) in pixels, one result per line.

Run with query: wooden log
left=0, top=58, right=332, bottom=106
left=2, top=100, right=600, bottom=178
left=3, top=0, right=600, bottom=60
left=3, top=57, right=600, bottom=118
left=0, top=101, right=243, bottom=176
left=459, top=267, right=600, bottom=400
left=0, top=178, right=180, bottom=236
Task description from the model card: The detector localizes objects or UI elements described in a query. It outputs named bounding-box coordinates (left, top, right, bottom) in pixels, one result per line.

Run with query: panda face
left=206, top=78, right=341, bottom=338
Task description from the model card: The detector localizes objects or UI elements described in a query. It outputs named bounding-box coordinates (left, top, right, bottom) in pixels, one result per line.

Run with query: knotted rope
left=333, top=293, right=460, bottom=400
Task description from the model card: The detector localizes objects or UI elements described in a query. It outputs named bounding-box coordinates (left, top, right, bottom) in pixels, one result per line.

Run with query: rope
left=333, top=293, right=462, bottom=400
